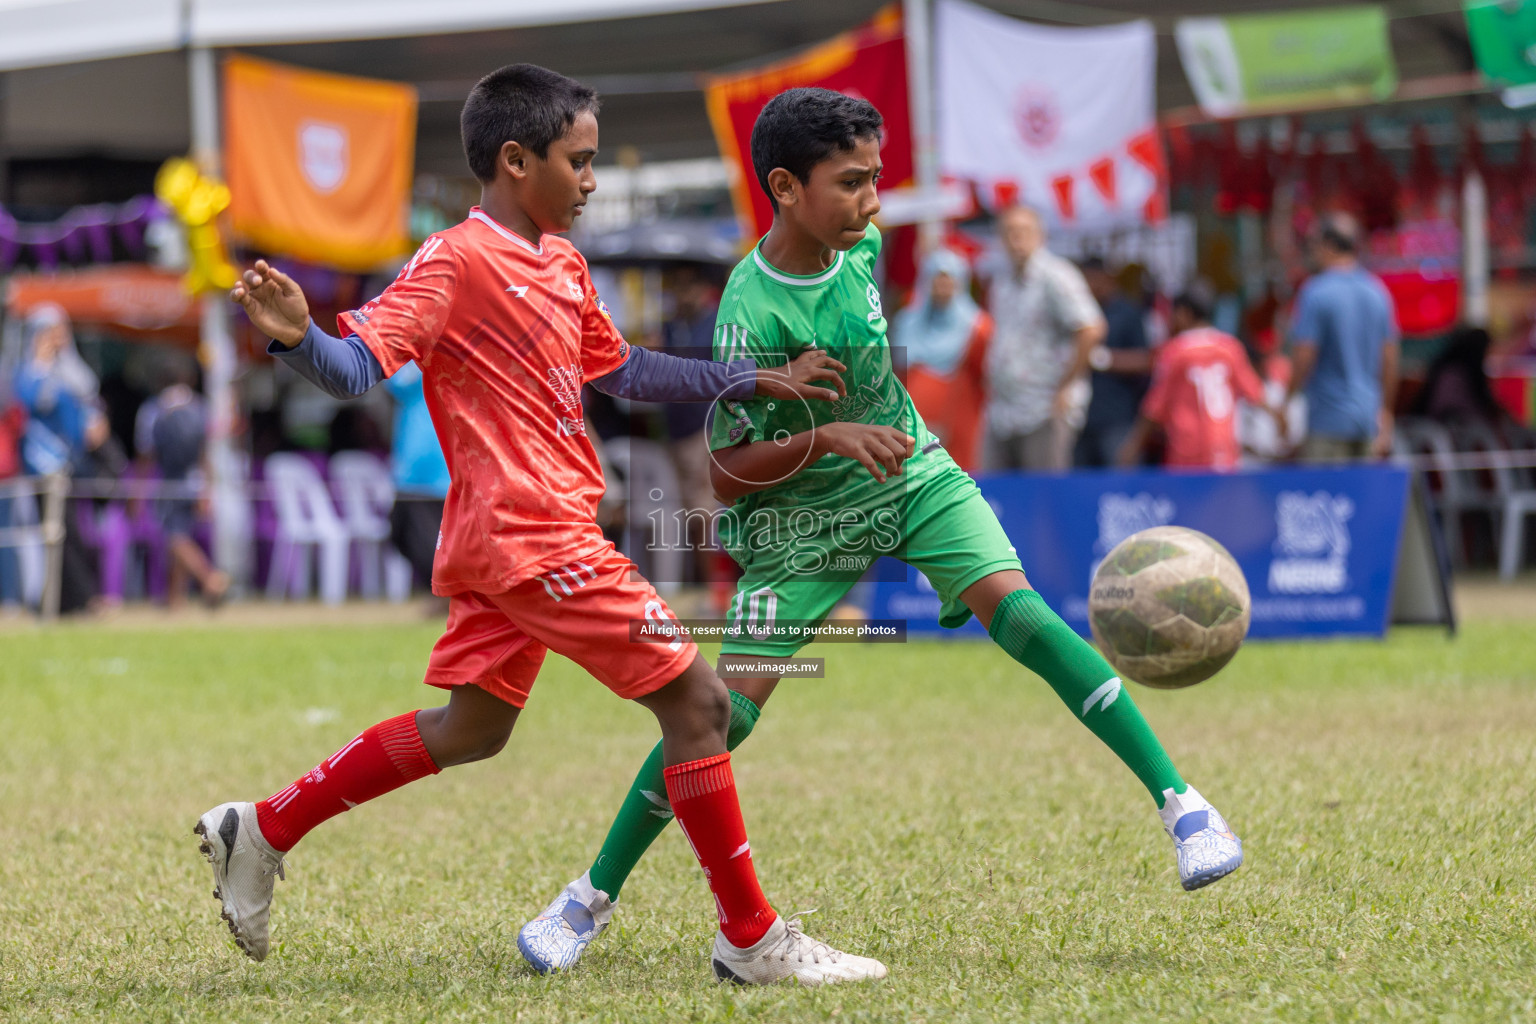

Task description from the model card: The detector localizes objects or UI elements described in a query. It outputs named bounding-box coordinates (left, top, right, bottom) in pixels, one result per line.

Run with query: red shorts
left=422, top=544, right=697, bottom=708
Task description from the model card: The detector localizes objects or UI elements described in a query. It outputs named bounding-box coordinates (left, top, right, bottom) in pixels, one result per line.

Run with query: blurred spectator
left=134, top=359, right=229, bottom=607
left=983, top=206, right=1105, bottom=471
left=1075, top=257, right=1151, bottom=467
left=1411, top=326, right=1512, bottom=433
left=248, top=408, right=287, bottom=465
left=1286, top=213, right=1400, bottom=461
left=1119, top=284, right=1276, bottom=471
left=893, top=248, right=991, bottom=471
left=327, top=404, right=387, bottom=455
left=652, top=267, right=738, bottom=589
left=658, top=268, right=721, bottom=518
left=384, top=361, right=448, bottom=590
left=1238, top=327, right=1306, bottom=461
left=0, top=400, right=24, bottom=609
left=12, top=304, right=109, bottom=613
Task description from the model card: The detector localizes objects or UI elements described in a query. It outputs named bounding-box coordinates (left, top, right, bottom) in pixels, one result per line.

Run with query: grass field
left=3, top=613, right=1535, bottom=1022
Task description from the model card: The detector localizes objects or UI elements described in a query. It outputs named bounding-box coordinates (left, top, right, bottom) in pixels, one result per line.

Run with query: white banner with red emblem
left=935, top=0, right=1164, bottom=226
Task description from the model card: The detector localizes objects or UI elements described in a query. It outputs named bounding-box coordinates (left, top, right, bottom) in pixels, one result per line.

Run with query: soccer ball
left=1087, top=526, right=1251, bottom=689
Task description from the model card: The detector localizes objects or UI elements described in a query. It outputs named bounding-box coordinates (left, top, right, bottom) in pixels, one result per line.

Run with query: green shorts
left=720, top=453, right=1022, bottom=656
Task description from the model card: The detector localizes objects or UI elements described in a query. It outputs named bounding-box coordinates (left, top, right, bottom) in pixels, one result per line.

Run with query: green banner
left=1176, top=6, right=1398, bottom=117
left=1464, top=1, right=1536, bottom=86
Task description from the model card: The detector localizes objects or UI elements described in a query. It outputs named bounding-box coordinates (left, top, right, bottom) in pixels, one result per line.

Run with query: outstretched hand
left=755, top=347, right=848, bottom=403
left=230, top=260, right=310, bottom=348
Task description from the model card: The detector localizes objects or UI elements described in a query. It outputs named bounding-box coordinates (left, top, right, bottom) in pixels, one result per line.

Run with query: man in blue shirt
left=1075, top=258, right=1151, bottom=467
left=1286, top=214, right=1400, bottom=460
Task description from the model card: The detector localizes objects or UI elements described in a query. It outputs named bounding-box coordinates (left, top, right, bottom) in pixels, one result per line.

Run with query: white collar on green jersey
left=751, top=245, right=845, bottom=286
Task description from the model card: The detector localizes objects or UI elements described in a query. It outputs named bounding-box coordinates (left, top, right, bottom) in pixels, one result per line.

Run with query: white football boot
left=194, top=801, right=286, bottom=961
left=711, top=913, right=888, bottom=987
left=1159, top=785, right=1243, bottom=891
left=516, top=872, right=615, bottom=973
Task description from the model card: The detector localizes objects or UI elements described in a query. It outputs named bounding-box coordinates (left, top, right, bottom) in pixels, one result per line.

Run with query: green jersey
left=710, top=227, right=940, bottom=553
left=707, top=226, right=1021, bottom=640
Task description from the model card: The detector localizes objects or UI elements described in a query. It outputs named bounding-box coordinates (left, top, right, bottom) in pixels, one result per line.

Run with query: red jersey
left=1140, top=327, right=1265, bottom=471
left=341, top=209, right=629, bottom=595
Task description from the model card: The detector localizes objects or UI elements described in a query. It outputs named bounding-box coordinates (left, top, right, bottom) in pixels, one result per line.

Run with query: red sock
left=254, top=711, right=440, bottom=852
left=664, top=752, right=777, bottom=948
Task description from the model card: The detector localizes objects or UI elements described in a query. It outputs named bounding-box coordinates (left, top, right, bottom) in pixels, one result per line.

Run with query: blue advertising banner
left=870, top=464, right=1412, bottom=640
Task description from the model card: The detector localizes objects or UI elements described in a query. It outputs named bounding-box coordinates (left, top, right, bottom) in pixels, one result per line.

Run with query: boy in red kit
left=197, top=64, right=885, bottom=987
left=1119, top=285, right=1278, bottom=471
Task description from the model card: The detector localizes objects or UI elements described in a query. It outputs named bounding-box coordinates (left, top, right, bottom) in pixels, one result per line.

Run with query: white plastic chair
left=1397, top=417, right=1489, bottom=564
left=329, top=451, right=412, bottom=602
left=1452, top=422, right=1536, bottom=579
left=1499, top=485, right=1536, bottom=580
left=605, top=438, right=684, bottom=596
left=264, top=453, right=349, bottom=605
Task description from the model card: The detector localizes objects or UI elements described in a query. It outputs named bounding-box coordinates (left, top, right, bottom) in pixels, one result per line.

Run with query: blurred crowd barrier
left=1393, top=417, right=1536, bottom=579
left=0, top=451, right=422, bottom=618
left=3, top=434, right=1535, bottom=623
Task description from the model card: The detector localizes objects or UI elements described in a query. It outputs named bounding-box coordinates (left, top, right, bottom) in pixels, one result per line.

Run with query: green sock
left=587, top=689, right=761, bottom=899
left=989, top=589, right=1186, bottom=807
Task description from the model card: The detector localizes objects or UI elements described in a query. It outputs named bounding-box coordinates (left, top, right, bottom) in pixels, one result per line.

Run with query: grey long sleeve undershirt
left=267, top=320, right=758, bottom=403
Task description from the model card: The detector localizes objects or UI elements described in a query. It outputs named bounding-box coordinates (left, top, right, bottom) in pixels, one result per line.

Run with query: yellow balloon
left=154, top=158, right=199, bottom=211
left=158, top=156, right=239, bottom=294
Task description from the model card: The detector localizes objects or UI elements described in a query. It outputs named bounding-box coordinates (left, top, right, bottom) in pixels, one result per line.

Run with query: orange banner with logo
left=224, top=55, right=416, bottom=271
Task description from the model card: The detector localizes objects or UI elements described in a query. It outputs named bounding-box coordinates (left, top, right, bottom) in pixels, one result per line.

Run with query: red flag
left=704, top=7, right=913, bottom=242
left=1125, top=129, right=1168, bottom=222
left=1051, top=175, right=1076, bottom=221
left=1087, top=158, right=1117, bottom=206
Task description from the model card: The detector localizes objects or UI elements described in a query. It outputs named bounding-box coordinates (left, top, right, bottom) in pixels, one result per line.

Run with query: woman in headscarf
left=1411, top=326, right=1519, bottom=436
left=12, top=303, right=110, bottom=613
left=892, top=249, right=991, bottom=471
left=13, top=303, right=106, bottom=468
left=0, top=373, right=25, bottom=612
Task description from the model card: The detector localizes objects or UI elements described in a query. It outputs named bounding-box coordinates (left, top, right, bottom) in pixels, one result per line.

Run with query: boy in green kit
left=518, top=88, right=1243, bottom=976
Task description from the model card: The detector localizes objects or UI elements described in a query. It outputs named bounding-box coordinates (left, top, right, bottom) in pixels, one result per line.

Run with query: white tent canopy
left=0, top=0, right=1484, bottom=173
left=0, top=0, right=181, bottom=72
left=0, top=0, right=784, bottom=72
left=190, top=0, right=765, bottom=48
